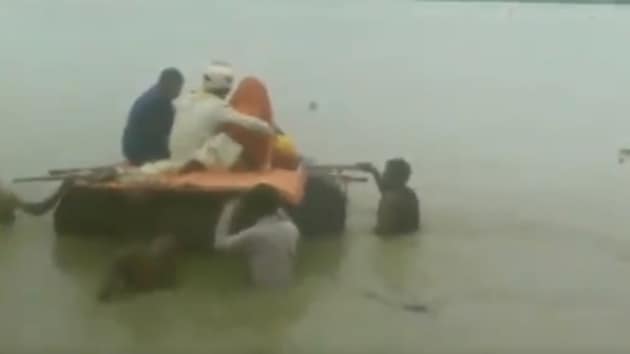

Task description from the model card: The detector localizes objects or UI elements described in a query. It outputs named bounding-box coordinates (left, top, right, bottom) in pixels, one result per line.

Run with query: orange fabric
left=225, top=77, right=274, bottom=170
left=224, top=77, right=300, bottom=170
left=93, top=167, right=307, bottom=205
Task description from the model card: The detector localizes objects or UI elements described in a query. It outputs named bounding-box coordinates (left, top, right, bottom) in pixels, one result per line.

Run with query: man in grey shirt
left=214, top=184, right=300, bottom=288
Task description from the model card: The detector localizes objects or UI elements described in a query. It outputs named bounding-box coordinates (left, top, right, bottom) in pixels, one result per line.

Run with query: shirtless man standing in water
left=357, top=158, right=420, bottom=236
left=98, top=234, right=179, bottom=302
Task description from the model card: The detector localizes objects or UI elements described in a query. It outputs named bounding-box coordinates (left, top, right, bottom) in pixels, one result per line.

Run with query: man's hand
left=259, top=121, right=274, bottom=136
left=355, top=162, right=378, bottom=174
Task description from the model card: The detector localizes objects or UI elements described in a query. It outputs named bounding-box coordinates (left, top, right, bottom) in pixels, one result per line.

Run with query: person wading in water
left=98, top=234, right=179, bottom=302
left=357, top=158, right=420, bottom=236
left=213, top=184, right=300, bottom=288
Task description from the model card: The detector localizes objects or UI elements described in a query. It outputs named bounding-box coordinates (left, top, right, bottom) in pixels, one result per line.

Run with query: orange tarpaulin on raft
left=88, top=167, right=307, bottom=205
left=85, top=78, right=305, bottom=204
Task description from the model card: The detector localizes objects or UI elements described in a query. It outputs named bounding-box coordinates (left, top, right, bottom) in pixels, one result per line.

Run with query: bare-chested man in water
left=357, top=158, right=420, bottom=236
left=98, top=234, right=179, bottom=302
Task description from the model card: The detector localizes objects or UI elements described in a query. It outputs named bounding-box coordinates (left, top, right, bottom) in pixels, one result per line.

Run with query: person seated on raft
left=213, top=184, right=300, bottom=288
left=225, top=76, right=301, bottom=171
left=0, top=179, right=74, bottom=226
left=168, top=62, right=274, bottom=172
left=357, top=158, right=420, bottom=236
left=122, top=68, right=184, bottom=166
left=98, top=234, right=179, bottom=302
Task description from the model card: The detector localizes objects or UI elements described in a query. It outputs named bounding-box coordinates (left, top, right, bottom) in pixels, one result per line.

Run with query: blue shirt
left=122, top=86, right=174, bottom=165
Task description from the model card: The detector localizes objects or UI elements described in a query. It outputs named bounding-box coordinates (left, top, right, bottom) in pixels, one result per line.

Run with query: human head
left=202, top=61, right=234, bottom=98
left=157, top=68, right=184, bottom=100
left=239, top=184, right=282, bottom=221
left=382, top=158, right=412, bottom=189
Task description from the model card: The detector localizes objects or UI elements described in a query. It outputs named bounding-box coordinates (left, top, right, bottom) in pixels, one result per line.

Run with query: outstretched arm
left=214, top=198, right=238, bottom=244
left=17, top=179, right=73, bottom=216
left=214, top=198, right=255, bottom=251
left=217, top=105, right=273, bottom=135
left=272, top=123, right=284, bottom=135
left=356, top=163, right=384, bottom=194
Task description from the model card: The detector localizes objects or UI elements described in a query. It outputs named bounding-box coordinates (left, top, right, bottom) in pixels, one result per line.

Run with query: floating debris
left=618, top=148, right=630, bottom=164
left=361, top=289, right=429, bottom=314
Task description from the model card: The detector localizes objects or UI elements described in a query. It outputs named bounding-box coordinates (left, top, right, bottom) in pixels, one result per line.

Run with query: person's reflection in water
left=207, top=236, right=347, bottom=354
left=365, top=234, right=434, bottom=316
left=371, top=236, right=422, bottom=293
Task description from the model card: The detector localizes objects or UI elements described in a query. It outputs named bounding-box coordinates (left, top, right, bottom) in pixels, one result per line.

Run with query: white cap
left=202, top=61, right=234, bottom=92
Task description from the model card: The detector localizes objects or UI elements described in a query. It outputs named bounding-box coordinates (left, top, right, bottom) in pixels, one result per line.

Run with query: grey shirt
left=214, top=199, right=300, bottom=288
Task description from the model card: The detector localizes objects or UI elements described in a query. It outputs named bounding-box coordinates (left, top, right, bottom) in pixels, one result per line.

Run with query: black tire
left=288, top=174, right=347, bottom=237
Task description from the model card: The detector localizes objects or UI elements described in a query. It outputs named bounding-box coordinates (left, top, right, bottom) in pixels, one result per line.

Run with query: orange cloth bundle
left=226, top=77, right=299, bottom=170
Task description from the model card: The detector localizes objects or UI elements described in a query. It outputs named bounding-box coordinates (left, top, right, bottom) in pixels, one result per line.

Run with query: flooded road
left=2, top=0, right=630, bottom=352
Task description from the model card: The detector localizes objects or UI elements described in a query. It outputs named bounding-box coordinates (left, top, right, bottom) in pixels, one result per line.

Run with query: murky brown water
left=2, top=1, right=630, bottom=352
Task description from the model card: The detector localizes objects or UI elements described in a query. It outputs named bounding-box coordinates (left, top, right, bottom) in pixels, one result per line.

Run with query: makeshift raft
left=53, top=167, right=348, bottom=246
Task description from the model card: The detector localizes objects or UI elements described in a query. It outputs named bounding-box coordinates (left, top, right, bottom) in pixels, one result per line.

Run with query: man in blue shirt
left=122, top=68, right=184, bottom=165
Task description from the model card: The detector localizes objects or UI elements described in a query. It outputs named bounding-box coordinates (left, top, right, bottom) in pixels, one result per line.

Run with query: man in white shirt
left=214, top=184, right=300, bottom=288
left=168, top=62, right=274, bottom=168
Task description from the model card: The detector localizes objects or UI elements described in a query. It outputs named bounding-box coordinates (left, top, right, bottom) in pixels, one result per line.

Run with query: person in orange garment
left=225, top=77, right=300, bottom=171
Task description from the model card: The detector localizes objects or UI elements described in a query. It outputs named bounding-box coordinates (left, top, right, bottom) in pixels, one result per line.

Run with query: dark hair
left=385, top=158, right=412, bottom=184
left=158, top=67, right=184, bottom=85
left=240, top=184, right=282, bottom=220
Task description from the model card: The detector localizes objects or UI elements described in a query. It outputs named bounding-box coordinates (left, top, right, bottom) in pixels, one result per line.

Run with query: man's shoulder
left=130, top=88, right=162, bottom=114
left=281, top=219, right=300, bottom=237
left=137, top=87, right=161, bottom=103
left=180, top=92, right=225, bottom=117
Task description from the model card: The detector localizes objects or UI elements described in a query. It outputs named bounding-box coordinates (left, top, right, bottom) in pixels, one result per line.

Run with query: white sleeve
left=214, top=198, right=239, bottom=248
left=214, top=198, right=257, bottom=251
left=288, top=225, right=299, bottom=257
left=215, top=104, right=273, bottom=135
left=215, top=228, right=256, bottom=251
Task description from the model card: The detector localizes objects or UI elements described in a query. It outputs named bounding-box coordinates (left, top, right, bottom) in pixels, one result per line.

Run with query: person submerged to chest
left=240, top=213, right=298, bottom=287
left=357, top=158, right=420, bottom=236
left=213, top=184, right=300, bottom=288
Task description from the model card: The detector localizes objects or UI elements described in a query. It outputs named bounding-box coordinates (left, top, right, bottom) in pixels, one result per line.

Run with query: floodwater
left=2, top=0, right=630, bottom=352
